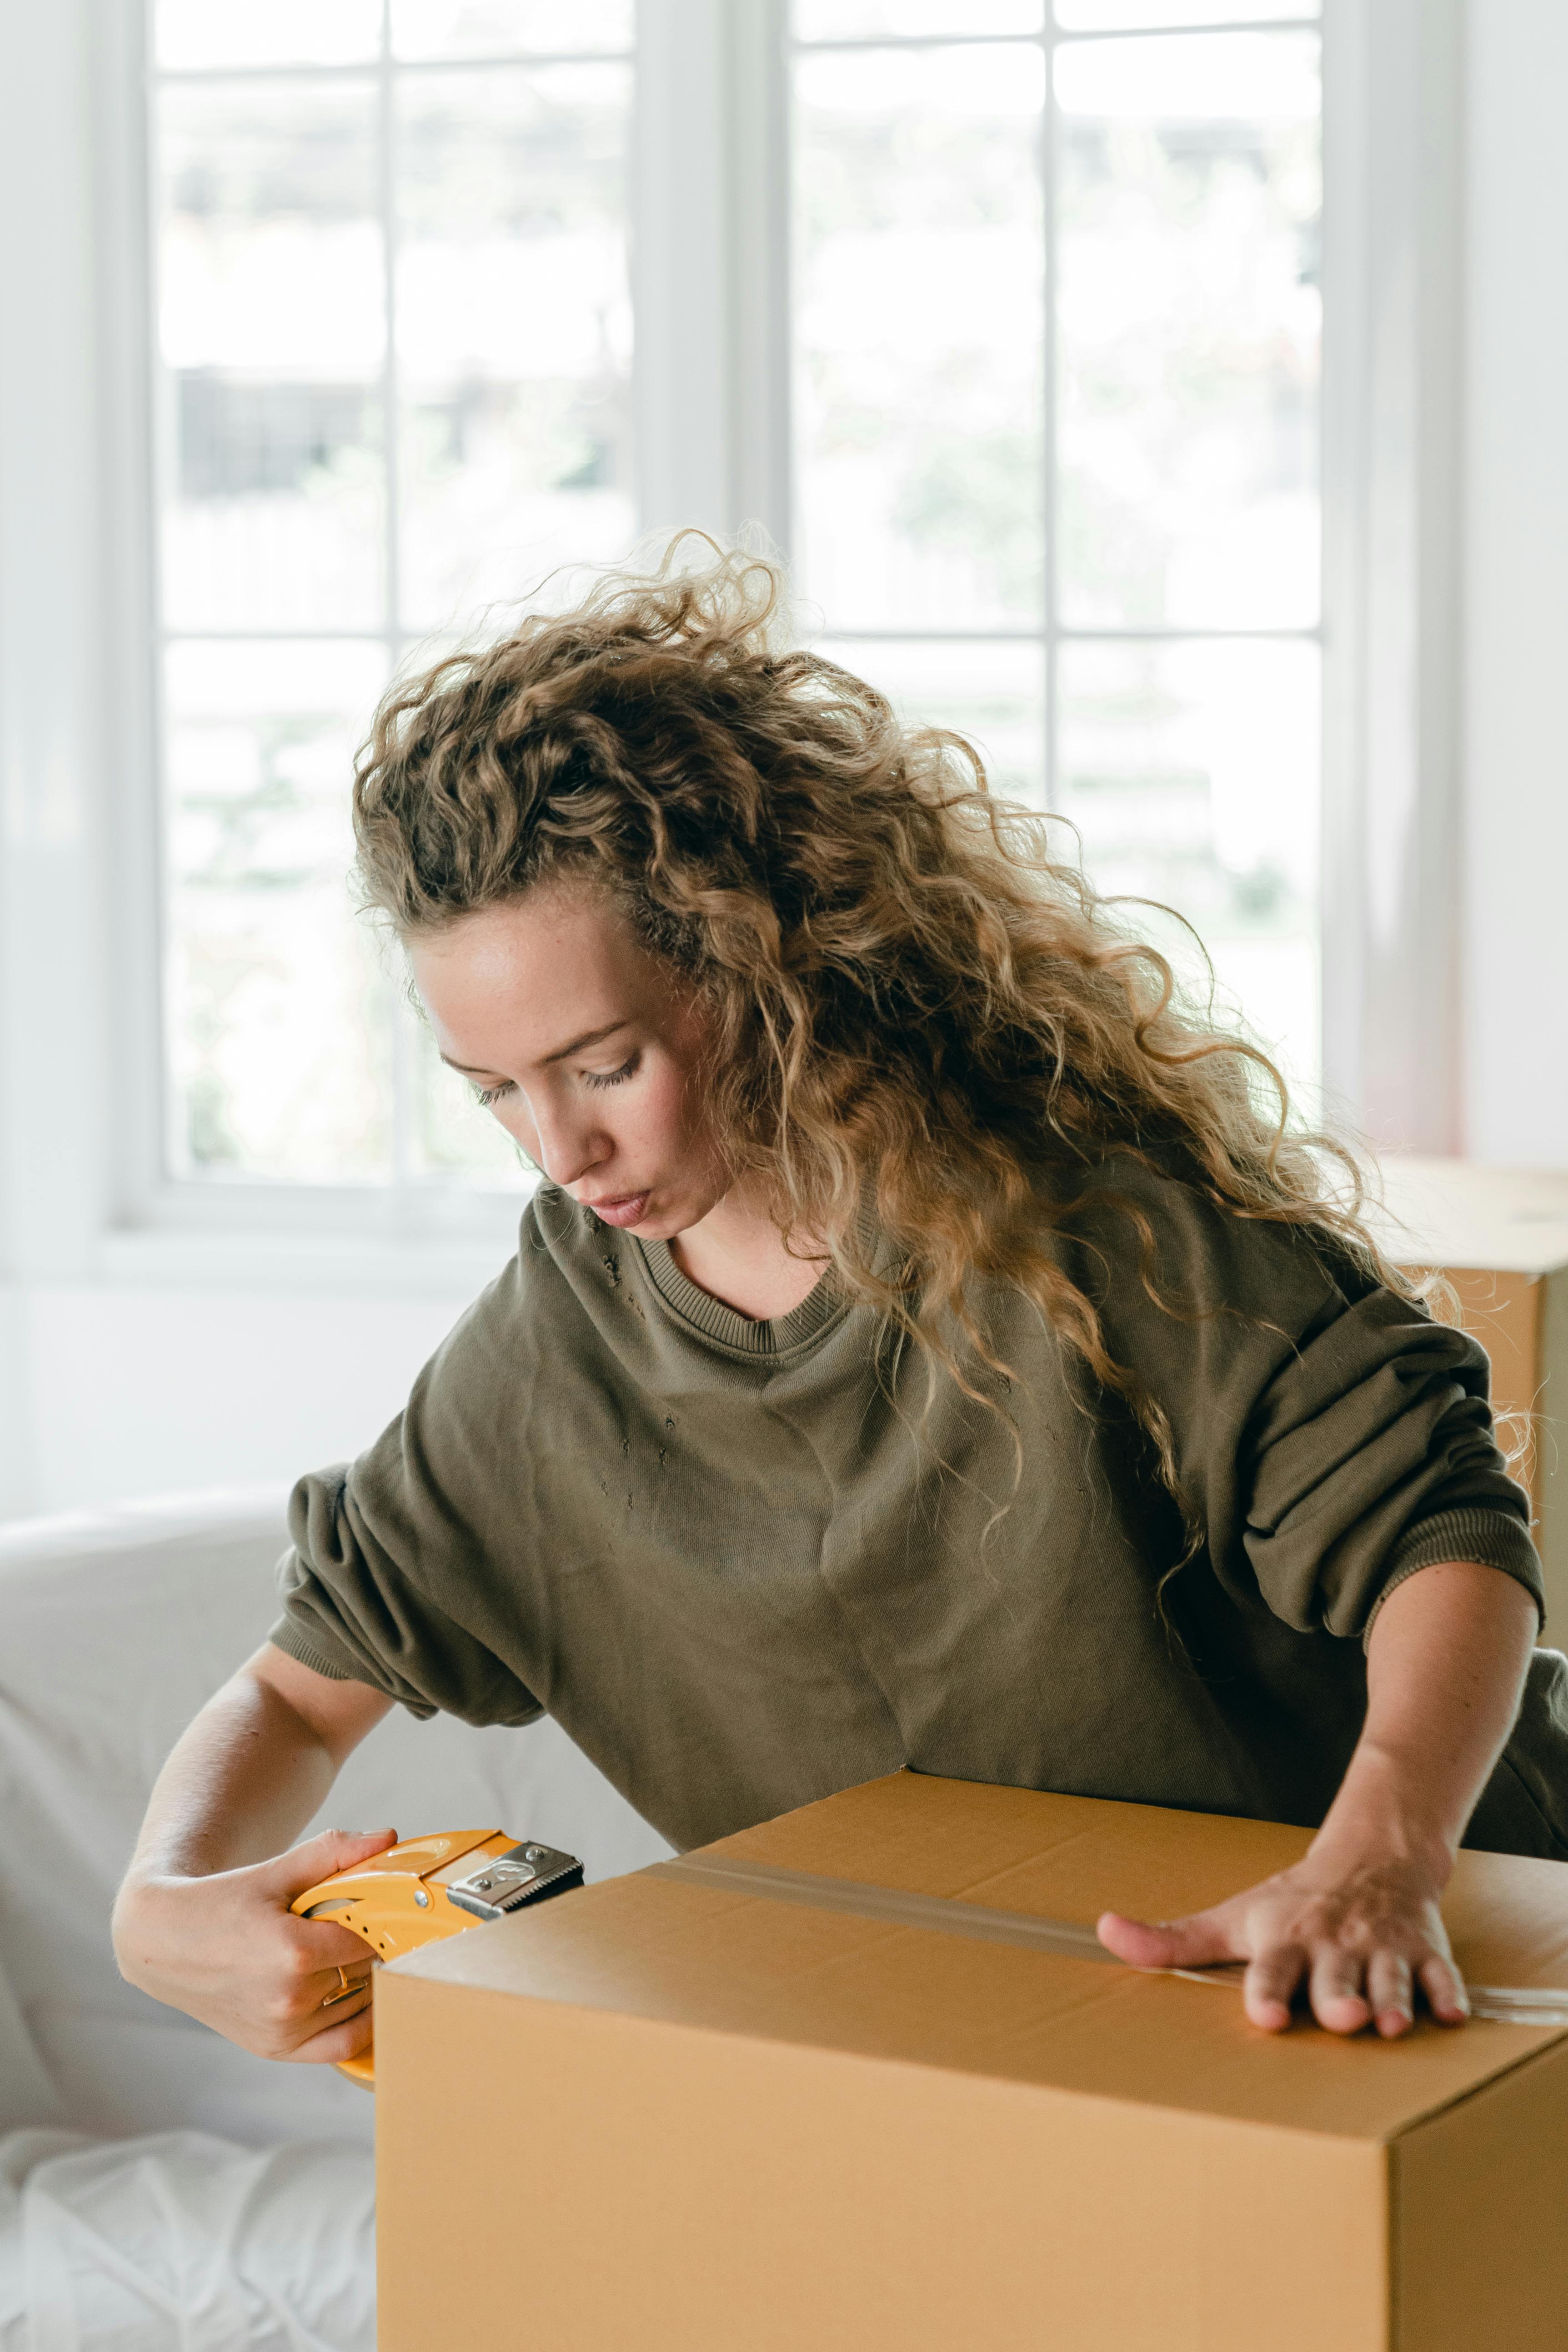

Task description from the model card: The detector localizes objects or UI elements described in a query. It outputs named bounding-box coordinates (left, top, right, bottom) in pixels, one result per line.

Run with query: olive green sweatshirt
left=271, top=1156, right=1568, bottom=1859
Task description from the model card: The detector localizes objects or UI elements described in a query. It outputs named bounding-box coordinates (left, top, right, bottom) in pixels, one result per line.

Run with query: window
left=791, top=0, right=1322, bottom=1087
left=151, top=0, right=634, bottom=1192
left=145, top=0, right=1321, bottom=1207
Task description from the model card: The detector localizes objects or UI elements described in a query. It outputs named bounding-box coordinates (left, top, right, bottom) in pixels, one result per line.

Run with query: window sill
left=92, top=1203, right=527, bottom=1299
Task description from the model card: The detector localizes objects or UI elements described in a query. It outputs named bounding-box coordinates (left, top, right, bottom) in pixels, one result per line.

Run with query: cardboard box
left=1377, top=1157, right=1568, bottom=1631
left=376, top=1771, right=1568, bottom=2351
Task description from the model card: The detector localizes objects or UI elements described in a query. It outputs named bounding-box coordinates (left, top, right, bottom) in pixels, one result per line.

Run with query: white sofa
left=0, top=1487, right=671, bottom=2348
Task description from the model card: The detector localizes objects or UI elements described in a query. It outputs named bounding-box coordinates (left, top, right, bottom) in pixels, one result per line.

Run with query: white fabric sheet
left=0, top=2131, right=374, bottom=2352
left=0, top=1485, right=673, bottom=2343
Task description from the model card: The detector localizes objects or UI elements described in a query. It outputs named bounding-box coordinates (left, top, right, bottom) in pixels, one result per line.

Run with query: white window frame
left=0, top=0, right=1461, bottom=1297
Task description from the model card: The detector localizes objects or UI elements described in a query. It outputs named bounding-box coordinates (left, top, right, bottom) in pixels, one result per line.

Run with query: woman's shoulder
left=417, top=1183, right=630, bottom=1377
left=1027, top=1142, right=1379, bottom=1337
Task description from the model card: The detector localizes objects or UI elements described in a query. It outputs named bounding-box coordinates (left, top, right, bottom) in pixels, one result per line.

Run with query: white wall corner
left=1321, top=0, right=1465, bottom=1156
left=1460, top=0, right=1568, bottom=1168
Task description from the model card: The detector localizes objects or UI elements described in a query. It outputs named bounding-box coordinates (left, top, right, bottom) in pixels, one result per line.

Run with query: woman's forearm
left=1099, top=1557, right=1538, bottom=2034
left=1310, top=1559, right=1538, bottom=1878
left=123, top=1643, right=392, bottom=1885
left=112, top=1647, right=396, bottom=2062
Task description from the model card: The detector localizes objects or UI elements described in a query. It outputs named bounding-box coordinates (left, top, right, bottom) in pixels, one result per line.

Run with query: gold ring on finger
left=321, top=1964, right=359, bottom=2009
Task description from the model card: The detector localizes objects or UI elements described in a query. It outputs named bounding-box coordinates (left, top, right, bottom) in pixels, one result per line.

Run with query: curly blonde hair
left=353, top=537, right=1408, bottom=1500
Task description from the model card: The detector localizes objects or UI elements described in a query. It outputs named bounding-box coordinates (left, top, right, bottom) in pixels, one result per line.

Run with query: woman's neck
left=665, top=1181, right=826, bottom=1323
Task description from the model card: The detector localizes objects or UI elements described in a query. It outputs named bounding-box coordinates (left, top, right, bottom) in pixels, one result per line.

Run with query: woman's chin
left=633, top=1197, right=716, bottom=1244
left=630, top=1206, right=694, bottom=1241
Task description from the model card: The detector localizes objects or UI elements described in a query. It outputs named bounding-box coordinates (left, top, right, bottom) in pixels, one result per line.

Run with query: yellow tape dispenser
left=291, top=1829, right=584, bottom=2087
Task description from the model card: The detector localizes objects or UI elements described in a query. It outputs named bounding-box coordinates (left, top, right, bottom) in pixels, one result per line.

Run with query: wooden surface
left=1372, top=1157, right=1568, bottom=1276
left=1375, top=1160, right=1566, bottom=1616
left=1415, top=1266, right=1544, bottom=1513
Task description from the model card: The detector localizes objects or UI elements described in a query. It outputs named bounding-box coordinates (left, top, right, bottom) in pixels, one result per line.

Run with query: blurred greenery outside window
left=153, top=0, right=1321, bottom=1191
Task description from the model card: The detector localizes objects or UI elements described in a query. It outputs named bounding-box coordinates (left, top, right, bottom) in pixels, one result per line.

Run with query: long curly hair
left=353, top=536, right=1410, bottom=1502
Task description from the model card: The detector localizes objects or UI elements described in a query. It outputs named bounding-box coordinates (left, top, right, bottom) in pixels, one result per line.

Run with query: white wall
left=1461, top=0, right=1568, bottom=1167
left=15, top=1280, right=483, bottom=1516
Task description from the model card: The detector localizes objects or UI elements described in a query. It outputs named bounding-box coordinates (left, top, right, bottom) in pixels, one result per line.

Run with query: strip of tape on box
left=652, top=1854, right=1568, bottom=2027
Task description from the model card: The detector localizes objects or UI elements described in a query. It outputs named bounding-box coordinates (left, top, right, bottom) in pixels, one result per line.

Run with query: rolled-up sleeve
left=1236, top=1287, right=1542, bottom=1640
left=270, top=1462, right=544, bottom=1725
left=266, top=1261, right=547, bottom=1726
left=1065, top=1161, right=1543, bottom=1643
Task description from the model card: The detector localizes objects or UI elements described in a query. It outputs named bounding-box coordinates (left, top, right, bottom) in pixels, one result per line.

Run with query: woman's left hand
left=1095, top=1846, right=1469, bottom=2037
left=1096, top=1560, right=1538, bottom=2037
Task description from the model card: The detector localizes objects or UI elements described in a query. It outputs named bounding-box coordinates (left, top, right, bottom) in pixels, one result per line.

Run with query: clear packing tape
left=655, top=1855, right=1568, bottom=2031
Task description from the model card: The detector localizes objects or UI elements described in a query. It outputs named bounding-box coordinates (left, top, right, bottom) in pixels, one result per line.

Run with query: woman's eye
left=473, top=1080, right=516, bottom=1108
left=584, top=1055, right=639, bottom=1091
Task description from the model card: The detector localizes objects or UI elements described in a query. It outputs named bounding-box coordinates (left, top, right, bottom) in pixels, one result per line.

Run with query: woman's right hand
left=112, top=1825, right=399, bottom=2065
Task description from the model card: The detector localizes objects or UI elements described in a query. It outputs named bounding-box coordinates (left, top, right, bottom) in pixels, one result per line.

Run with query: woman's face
left=408, top=886, right=728, bottom=1237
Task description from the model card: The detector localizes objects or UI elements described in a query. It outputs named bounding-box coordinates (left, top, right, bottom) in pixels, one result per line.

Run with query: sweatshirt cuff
left=1363, top=1507, right=1545, bottom=1648
left=267, top=1613, right=358, bottom=1685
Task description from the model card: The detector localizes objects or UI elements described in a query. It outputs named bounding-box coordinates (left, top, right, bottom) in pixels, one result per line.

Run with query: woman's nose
left=528, top=1102, right=608, bottom=1191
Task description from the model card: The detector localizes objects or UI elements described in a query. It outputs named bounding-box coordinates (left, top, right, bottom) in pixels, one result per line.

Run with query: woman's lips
left=586, top=1191, right=651, bottom=1229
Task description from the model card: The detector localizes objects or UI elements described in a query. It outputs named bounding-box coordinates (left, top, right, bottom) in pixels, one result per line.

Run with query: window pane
left=164, top=640, right=392, bottom=1181
left=396, top=64, right=635, bottom=634
left=1058, top=637, right=1319, bottom=1087
left=795, top=45, right=1045, bottom=633
left=155, top=83, right=386, bottom=631
left=391, top=1, right=633, bottom=59
left=1056, top=30, right=1320, bottom=630
left=408, top=1021, right=533, bottom=1188
left=1057, top=3, right=1315, bottom=27
left=795, top=1, right=1043, bottom=38
left=155, top=0, right=383, bottom=70
left=821, top=638, right=1045, bottom=806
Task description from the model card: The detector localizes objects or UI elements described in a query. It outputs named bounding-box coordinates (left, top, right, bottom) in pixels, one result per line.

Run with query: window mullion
left=726, top=0, right=792, bottom=552
left=377, top=1, right=415, bottom=1196
left=632, top=0, right=789, bottom=549
left=1042, top=20, right=1059, bottom=817
left=632, top=0, right=736, bottom=538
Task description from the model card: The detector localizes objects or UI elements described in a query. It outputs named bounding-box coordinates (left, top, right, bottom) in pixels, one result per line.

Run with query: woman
left=114, top=545, right=1564, bottom=2070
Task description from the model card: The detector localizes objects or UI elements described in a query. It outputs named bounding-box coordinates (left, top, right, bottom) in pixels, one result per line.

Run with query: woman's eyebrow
left=438, top=1019, right=629, bottom=1080
left=541, top=1019, right=629, bottom=1065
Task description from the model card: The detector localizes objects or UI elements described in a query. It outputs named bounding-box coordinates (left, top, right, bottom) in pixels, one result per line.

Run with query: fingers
left=1244, top=1944, right=1308, bottom=2033
left=264, top=1826, right=399, bottom=1904
left=241, top=1927, right=377, bottom=2055
left=290, top=1911, right=386, bottom=1973
left=1096, top=1908, right=1242, bottom=1971
left=288, top=1982, right=376, bottom=2066
left=318, top=1958, right=376, bottom=2008
left=1366, top=1952, right=1414, bottom=2039
left=1097, top=1904, right=1313, bottom=2032
left=1101, top=1856, right=1469, bottom=2042
left=1418, top=1952, right=1471, bottom=2028
left=1309, top=1947, right=1373, bottom=2037
left=257, top=1945, right=377, bottom=2059
left=1246, top=1947, right=1464, bottom=2038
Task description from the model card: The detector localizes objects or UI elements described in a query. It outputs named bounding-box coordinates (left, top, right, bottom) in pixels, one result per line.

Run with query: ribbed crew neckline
left=636, top=1236, right=848, bottom=1357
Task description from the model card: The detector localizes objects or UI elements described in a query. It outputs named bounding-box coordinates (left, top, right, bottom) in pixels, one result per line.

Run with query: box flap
left=397, top=1773, right=1568, bottom=2140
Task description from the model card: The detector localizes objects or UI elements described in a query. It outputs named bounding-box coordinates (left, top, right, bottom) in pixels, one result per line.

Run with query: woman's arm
left=1097, top=1560, right=1538, bottom=2035
left=112, top=1643, right=397, bottom=2064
